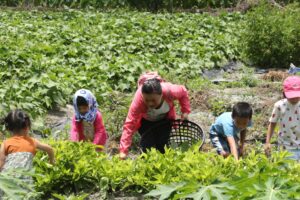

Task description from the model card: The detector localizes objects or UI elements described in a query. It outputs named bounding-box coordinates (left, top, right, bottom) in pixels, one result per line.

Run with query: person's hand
left=220, top=150, right=230, bottom=158
left=120, top=152, right=127, bottom=160
left=95, top=145, right=104, bottom=152
left=239, top=144, right=245, bottom=157
left=48, top=158, right=55, bottom=165
left=181, top=113, right=189, bottom=121
left=52, top=159, right=56, bottom=165
left=264, top=143, right=272, bottom=157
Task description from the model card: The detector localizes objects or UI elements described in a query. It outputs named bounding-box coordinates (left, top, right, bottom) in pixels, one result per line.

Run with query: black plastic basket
left=140, top=119, right=205, bottom=151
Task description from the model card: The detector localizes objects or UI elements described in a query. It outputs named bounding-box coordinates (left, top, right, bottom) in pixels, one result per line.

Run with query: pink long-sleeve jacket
left=70, top=111, right=108, bottom=146
left=120, top=82, right=191, bottom=154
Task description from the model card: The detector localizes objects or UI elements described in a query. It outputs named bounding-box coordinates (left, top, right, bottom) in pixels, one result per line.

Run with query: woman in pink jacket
left=119, top=75, right=191, bottom=159
left=70, top=89, right=108, bottom=149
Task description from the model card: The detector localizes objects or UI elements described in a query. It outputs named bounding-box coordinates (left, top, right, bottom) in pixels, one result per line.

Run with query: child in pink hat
left=265, top=76, right=300, bottom=161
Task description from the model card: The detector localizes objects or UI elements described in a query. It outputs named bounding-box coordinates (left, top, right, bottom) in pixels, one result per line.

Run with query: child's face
left=142, top=93, right=163, bottom=109
left=233, top=117, right=250, bottom=130
left=78, top=105, right=89, bottom=115
left=287, top=97, right=300, bottom=105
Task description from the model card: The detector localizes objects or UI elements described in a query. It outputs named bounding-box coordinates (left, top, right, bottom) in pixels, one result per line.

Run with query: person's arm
left=181, top=113, right=189, bottom=120
left=265, top=122, right=277, bottom=155
left=227, top=136, right=239, bottom=160
left=167, top=83, right=191, bottom=119
left=239, top=129, right=246, bottom=156
left=35, top=140, right=55, bottom=164
left=0, top=143, right=6, bottom=170
left=93, top=112, right=108, bottom=148
left=70, top=117, right=79, bottom=141
left=265, top=103, right=280, bottom=155
left=119, top=90, right=144, bottom=159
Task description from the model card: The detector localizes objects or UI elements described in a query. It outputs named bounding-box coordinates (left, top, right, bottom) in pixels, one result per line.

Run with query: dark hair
left=77, top=96, right=88, bottom=107
left=232, top=102, right=252, bottom=119
left=283, top=92, right=287, bottom=98
left=141, top=78, right=162, bottom=95
left=4, top=110, right=31, bottom=133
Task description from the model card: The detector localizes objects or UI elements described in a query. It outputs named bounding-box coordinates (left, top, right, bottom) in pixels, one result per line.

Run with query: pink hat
left=283, top=76, right=300, bottom=98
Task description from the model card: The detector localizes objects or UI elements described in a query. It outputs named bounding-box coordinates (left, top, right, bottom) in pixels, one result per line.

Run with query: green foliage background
left=0, top=10, right=243, bottom=118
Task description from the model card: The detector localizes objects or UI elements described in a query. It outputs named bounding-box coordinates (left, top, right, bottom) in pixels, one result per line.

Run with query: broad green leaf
left=145, top=182, right=185, bottom=200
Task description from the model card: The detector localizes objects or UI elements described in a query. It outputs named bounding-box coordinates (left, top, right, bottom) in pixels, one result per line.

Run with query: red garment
left=120, top=82, right=191, bottom=154
left=70, top=110, right=108, bottom=146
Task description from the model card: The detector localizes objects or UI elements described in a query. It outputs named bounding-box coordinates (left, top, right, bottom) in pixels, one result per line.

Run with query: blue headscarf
left=73, top=89, right=98, bottom=123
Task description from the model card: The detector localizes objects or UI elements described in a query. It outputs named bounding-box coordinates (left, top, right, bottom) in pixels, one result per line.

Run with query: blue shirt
left=210, top=112, right=252, bottom=138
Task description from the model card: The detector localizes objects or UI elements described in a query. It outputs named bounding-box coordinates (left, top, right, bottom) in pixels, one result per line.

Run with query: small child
left=265, top=76, right=300, bottom=160
left=0, top=110, right=54, bottom=172
left=70, top=89, right=108, bottom=149
left=210, top=102, right=253, bottom=160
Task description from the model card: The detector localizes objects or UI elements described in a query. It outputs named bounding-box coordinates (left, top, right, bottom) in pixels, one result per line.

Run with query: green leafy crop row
left=33, top=141, right=300, bottom=199
left=0, top=10, right=243, bottom=118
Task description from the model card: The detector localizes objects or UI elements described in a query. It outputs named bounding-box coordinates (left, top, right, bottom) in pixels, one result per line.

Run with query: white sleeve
left=269, top=104, right=280, bottom=123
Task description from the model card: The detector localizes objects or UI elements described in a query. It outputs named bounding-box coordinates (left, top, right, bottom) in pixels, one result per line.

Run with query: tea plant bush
left=0, top=0, right=244, bottom=9
left=0, top=10, right=243, bottom=118
left=242, top=2, right=300, bottom=68
left=2, top=0, right=300, bottom=10
left=33, top=141, right=300, bottom=199
left=208, top=98, right=230, bottom=116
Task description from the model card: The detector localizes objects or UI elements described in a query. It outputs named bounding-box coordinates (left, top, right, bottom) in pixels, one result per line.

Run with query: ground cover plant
left=0, top=9, right=243, bottom=118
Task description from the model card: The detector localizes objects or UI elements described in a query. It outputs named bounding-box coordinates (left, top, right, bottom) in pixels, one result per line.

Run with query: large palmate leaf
left=253, top=178, right=299, bottom=200
left=145, top=182, right=185, bottom=200
left=0, top=169, right=39, bottom=199
left=184, top=182, right=233, bottom=200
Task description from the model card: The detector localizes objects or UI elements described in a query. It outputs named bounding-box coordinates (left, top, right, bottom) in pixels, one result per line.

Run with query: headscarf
left=73, top=89, right=98, bottom=123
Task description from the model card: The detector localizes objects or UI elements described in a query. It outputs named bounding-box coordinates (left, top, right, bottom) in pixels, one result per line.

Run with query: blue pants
left=287, top=149, right=300, bottom=161
left=210, top=131, right=239, bottom=154
left=288, top=64, right=300, bottom=74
